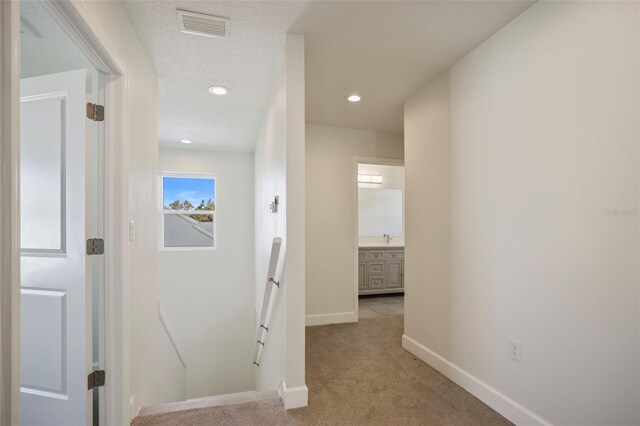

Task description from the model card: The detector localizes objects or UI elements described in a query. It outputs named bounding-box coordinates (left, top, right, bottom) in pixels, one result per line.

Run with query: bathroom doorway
left=354, top=159, right=405, bottom=320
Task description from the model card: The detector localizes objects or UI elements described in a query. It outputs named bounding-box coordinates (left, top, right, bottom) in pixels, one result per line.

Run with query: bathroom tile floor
left=358, top=294, right=404, bottom=318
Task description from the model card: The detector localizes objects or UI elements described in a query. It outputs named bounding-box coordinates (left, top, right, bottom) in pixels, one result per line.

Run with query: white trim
left=102, top=73, right=128, bottom=426
left=129, top=396, right=141, bottom=420
left=159, top=246, right=215, bottom=252
left=277, top=379, right=285, bottom=399
left=157, top=173, right=217, bottom=250
left=57, top=3, right=130, bottom=425
left=162, top=210, right=215, bottom=214
left=305, top=311, right=357, bottom=327
left=352, top=156, right=404, bottom=323
left=278, top=379, right=308, bottom=410
left=157, top=302, right=187, bottom=369
left=401, top=334, right=553, bottom=426
left=138, top=390, right=279, bottom=417
left=1, top=2, right=21, bottom=424
left=37, top=1, right=122, bottom=74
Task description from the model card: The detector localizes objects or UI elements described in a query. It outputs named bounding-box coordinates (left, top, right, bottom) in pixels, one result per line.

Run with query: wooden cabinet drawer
left=368, top=275, right=385, bottom=289
left=367, top=251, right=385, bottom=261
left=385, top=251, right=404, bottom=260
left=368, top=261, right=385, bottom=275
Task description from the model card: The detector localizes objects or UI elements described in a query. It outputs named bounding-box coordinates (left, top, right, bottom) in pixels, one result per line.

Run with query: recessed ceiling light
left=208, top=85, right=229, bottom=96
left=346, top=94, right=361, bottom=103
left=181, top=139, right=192, bottom=144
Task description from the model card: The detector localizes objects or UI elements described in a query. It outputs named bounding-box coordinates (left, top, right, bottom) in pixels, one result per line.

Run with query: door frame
left=352, top=156, right=405, bottom=321
left=1, top=1, right=130, bottom=424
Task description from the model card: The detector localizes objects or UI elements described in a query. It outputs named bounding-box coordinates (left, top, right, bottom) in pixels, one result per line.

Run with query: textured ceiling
left=122, top=0, right=310, bottom=153
left=122, top=0, right=534, bottom=152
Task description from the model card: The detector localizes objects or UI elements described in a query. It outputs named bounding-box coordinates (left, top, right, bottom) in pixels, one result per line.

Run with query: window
left=160, top=175, right=216, bottom=249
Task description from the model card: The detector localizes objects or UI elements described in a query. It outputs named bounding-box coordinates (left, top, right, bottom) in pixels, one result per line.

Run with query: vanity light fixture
left=358, top=174, right=383, bottom=184
left=346, top=94, right=361, bottom=103
left=181, top=139, right=192, bottom=144
left=208, top=85, right=229, bottom=96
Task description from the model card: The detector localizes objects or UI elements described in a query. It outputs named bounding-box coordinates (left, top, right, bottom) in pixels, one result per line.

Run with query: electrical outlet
left=509, top=338, right=521, bottom=362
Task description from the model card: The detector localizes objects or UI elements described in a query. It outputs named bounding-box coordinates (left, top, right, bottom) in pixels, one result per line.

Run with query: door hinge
left=86, top=103, right=104, bottom=122
left=88, top=370, right=105, bottom=390
left=86, top=238, right=104, bottom=255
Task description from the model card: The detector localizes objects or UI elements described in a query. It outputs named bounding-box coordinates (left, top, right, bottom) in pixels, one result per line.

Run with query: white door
left=20, top=69, right=95, bottom=426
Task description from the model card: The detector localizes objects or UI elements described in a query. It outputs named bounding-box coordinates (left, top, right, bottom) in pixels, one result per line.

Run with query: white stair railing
left=253, top=237, right=283, bottom=367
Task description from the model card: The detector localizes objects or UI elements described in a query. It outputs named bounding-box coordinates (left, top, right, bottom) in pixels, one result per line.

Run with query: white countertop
left=359, top=244, right=405, bottom=248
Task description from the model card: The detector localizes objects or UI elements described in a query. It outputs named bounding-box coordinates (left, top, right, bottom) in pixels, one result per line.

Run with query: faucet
left=384, top=234, right=391, bottom=244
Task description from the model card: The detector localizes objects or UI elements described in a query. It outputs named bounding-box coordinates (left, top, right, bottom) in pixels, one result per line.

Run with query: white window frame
left=158, top=172, right=217, bottom=251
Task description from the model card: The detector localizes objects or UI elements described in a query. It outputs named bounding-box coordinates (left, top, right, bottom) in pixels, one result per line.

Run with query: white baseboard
left=137, top=390, right=280, bottom=417
left=278, top=379, right=308, bottom=409
left=305, top=311, right=357, bottom=326
left=130, top=396, right=141, bottom=419
left=401, top=335, right=552, bottom=426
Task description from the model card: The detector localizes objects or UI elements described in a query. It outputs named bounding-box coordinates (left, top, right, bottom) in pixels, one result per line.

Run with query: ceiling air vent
left=177, top=9, right=230, bottom=39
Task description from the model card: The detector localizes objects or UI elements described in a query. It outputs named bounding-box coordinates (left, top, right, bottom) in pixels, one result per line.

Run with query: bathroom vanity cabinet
left=358, top=246, right=404, bottom=295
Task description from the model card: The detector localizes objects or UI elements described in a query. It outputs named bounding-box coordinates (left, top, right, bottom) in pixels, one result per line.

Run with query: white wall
left=254, top=50, right=287, bottom=394
left=80, top=1, right=186, bottom=419
left=254, top=34, right=307, bottom=408
left=158, top=148, right=255, bottom=399
left=404, top=71, right=452, bottom=373
left=305, top=124, right=403, bottom=325
left=283, top=34, right=307, bottom=404
left=404, top=2, right=640, bottom=425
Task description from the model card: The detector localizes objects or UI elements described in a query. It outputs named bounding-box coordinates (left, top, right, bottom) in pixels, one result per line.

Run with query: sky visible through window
left=163, top=177, right=216, bottom=209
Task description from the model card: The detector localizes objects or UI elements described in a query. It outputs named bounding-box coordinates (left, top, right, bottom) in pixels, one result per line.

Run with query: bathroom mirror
left=358, top=188, right=403, bottom=237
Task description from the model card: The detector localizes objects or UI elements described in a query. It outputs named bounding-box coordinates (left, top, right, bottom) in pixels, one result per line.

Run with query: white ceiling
left=295, top=1, right=535, bottom=134
left=122, top=0, right=534, bottom=152
left=122, top=1, right=309, bottom=153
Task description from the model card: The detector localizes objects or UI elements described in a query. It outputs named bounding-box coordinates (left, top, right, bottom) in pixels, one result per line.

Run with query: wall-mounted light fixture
left=358, top=174, right=383, bottom=184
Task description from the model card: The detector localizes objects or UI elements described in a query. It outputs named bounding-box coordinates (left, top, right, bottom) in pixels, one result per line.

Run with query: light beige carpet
left=132, top=316, right=511, bottom=426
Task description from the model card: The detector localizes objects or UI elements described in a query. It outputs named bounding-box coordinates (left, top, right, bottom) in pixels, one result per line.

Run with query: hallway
left=132, top=316, right=510, bottom=425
